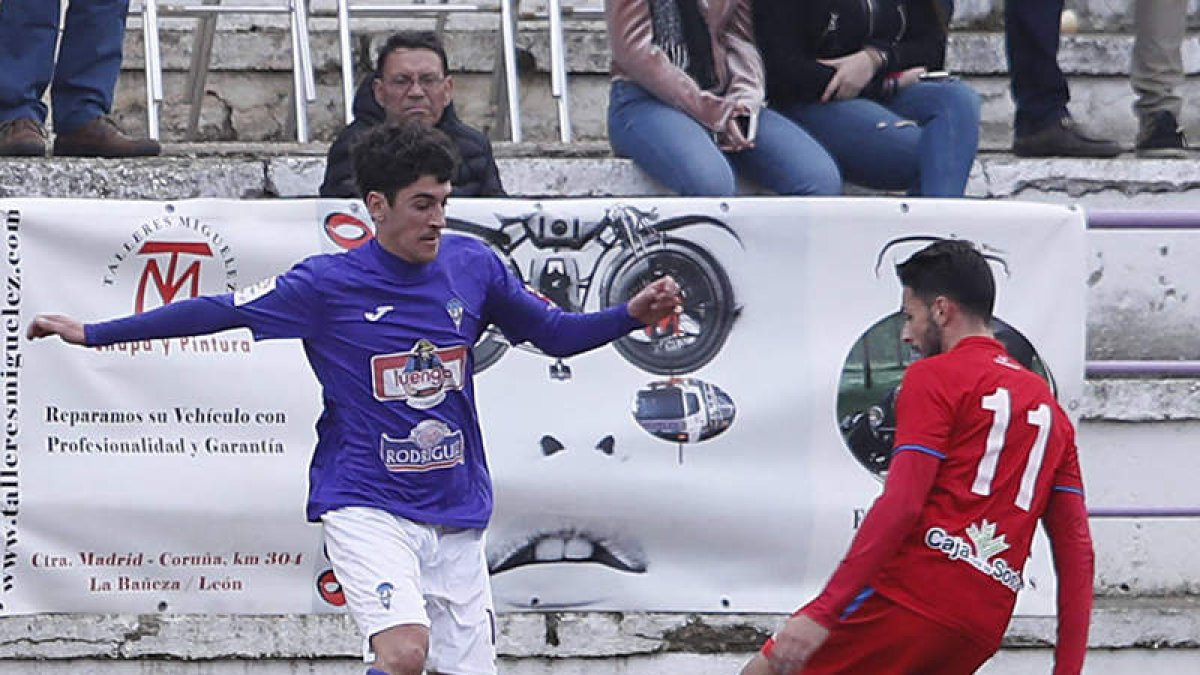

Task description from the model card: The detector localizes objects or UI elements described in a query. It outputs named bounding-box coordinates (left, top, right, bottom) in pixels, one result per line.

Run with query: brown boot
left=53, top=116, right=161, bottom=158
left=0, top=118, right=48, bottom=157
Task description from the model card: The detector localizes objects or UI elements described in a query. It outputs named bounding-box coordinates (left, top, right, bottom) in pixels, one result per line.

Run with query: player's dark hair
left=352, top=120, right=459, bottom=203
left=896, top=239, right=995, bottom=321
left=375, top=31, right=449, bottom=76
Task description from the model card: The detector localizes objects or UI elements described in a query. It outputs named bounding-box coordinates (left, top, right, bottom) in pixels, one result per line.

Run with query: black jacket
left=754, top=0, right=949, bottom=107
left=319, top=79, right=506, bottom=198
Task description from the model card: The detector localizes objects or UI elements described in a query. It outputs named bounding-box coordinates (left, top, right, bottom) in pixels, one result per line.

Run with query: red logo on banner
left=135, top=241, right=214, bottom=313
left=316, top=569, right=346, bottom=606
left=324, top=212, right=374, bottom=250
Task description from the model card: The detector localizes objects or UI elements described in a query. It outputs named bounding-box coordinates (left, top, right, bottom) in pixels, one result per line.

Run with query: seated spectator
left=754, top=0, right=980, bottom=197
left=321, top=31, right=504, bottom=198
left=0, top=0, right=161, bottom=158
left=605, top=0, right=840, bottom=197
left=1131, top=0, right=1188, bottom=158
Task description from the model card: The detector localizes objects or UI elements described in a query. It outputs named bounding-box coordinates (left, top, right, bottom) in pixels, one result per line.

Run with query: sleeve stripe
left=892, top=444, right=946, bottom=460
left=1054, top=486, right=1085, bottom=496
left=839, top=587, right=876, bottom=621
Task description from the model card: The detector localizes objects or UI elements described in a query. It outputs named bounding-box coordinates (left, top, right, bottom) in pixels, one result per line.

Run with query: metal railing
left=1084, top=209, right=1200, bottom=379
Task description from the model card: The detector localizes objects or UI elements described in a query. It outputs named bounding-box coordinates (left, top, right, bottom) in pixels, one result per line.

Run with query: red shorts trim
left=769, top=592, right=997, bottom=675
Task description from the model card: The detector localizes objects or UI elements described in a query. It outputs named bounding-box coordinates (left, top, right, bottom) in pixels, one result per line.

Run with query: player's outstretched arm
left=1043, top=488, right=1094, bottom=675
left=27, top=297, right=249, bottom=348
left=26, top=314, right=85, bottom=345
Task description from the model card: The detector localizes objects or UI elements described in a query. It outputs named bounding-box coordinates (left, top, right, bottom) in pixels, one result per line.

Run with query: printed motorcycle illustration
left=447, top=204, right=741, bottom=378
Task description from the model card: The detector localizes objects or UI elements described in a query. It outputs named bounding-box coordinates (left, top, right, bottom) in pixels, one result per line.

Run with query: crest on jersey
left=371, top=340, right=468, bottom=409
left=446, top=297, right=464, bottom=331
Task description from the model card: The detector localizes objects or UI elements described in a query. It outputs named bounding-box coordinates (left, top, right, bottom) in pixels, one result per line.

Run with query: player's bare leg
left=740, top=652, right=775, bottom=675
left=369, top=624, right=430, bottom=675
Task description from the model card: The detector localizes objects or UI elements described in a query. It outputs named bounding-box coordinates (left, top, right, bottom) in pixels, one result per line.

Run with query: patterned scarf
left=649, top=0, right=717, bottom=91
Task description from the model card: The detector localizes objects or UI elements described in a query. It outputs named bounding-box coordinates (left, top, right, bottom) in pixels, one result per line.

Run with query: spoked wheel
left=601, top=239, right=735, bottom=375
left=472, top=326, right=510, bottom=374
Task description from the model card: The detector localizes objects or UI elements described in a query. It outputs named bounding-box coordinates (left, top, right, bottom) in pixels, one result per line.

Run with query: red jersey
left=873, top=336, right=1085, bottom=647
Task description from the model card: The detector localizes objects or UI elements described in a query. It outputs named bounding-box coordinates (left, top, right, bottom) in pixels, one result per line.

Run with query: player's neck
left=941, top=322, right=993, bottom=353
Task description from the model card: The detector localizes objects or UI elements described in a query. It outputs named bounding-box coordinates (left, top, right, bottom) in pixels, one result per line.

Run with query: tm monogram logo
left=104, top=215, right=238, bottom=313
left=136, top=241, right=212, bottom=313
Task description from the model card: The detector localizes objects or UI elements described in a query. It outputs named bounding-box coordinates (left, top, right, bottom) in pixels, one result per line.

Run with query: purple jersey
left=87, top=235, right=639, bottom=528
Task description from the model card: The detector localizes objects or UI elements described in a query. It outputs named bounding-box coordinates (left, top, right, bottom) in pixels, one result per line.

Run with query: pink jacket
left=606, top=0, right=765, bottom=132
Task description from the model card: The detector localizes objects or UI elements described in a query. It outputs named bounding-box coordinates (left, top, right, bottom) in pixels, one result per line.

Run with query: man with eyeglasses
left=321, top=31, right=505, bottom=198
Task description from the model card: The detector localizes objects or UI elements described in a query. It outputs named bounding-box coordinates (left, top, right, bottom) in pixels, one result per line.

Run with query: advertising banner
left=0, top=197, right=1086, bottom=616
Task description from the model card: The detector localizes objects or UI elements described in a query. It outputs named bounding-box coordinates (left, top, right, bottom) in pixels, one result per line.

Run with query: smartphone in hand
left=735, top=110, right=760, bottom=143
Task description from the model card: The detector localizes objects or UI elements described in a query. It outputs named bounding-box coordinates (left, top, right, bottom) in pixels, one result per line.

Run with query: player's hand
left=626, top=276, right=683, bottom=326
left=26, top=314, right=86, bottom=345
left=767, top=614, right=830, bottom=674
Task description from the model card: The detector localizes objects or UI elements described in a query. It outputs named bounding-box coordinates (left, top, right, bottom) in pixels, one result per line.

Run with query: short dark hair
left=352, top=121, right=460, bottom=203
left=896, top=239, right=995, bottom=321
left=375, top=31, right=449, bottom=76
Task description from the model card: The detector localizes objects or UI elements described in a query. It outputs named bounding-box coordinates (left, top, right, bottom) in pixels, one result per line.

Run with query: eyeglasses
left=383, top=74, right=447, bottom=92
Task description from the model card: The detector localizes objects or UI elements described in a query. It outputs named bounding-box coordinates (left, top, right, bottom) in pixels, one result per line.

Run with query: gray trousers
left=1132, top=0, right=1186, bottom=122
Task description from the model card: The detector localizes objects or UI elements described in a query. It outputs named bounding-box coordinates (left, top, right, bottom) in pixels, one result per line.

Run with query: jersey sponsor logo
left=103, top=215, right=239, bottom=313
left=925, top=520, right=1024, bottom=592
left=233, top=276, right=277, bottom=306
left=993, top=354, right=1022, bottom=371
left=380, top=419, right=465, bottom=473
left=371, top=340, right=467, bottom=409
left=364, top=305, right=394, bottom=322
left=445, top=297, right=464, bottom=331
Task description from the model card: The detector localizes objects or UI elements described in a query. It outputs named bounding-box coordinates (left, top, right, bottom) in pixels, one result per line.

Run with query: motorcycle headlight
left=867, top=405, right=886, bottom=429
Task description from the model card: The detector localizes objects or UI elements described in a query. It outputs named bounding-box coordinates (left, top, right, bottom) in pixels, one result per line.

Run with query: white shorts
left=321, top=506, right=497, bottom=675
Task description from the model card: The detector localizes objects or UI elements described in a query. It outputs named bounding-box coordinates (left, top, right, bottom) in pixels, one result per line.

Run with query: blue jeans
left=781, top=80, right=980, bottom=197
left=607, top=80, right=841, bottom=197
left=1005, top=0, right=1069, bottom=135
left=0, top=0, right=130, bottom=133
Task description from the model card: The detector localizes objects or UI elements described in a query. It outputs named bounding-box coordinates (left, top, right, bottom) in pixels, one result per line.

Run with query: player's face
left=373, top=47, right=453, bottom=126
left=367, top=175, right=452, bottom=264
left=900, top=286, right=943, bottom=358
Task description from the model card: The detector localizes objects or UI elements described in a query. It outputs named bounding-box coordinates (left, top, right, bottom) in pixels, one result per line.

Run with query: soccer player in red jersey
left=742, top=239, right=1094, bottom=675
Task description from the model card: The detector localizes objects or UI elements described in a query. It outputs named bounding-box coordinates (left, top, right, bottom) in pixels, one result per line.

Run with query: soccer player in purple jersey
left=28, top=121, right=683, bottom=675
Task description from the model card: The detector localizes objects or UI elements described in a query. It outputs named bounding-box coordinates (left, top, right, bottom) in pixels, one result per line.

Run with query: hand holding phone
left=735, top=109, right=760, bottom=144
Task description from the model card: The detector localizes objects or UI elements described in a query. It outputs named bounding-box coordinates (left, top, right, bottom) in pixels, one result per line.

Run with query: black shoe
left=1136, top=110, right=1187, bottom=158
left=1012, top=115, right=1122, bottom=158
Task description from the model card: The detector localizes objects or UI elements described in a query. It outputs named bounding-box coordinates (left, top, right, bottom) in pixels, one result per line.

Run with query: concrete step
left=0, top=595, right=1198, bottom=674
left=103, top=17, right=1200, bottom=146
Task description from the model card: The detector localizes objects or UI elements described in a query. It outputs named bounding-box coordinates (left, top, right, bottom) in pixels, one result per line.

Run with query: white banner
left=0, top=197, right=1085, bottom=616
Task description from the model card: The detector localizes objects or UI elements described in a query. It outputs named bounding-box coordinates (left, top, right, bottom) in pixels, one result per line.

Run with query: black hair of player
left=896, top=239, right=995, bottom=321
left=375, top=31, right=449, bottom=77
left=352, top=120, right=460, bottom=204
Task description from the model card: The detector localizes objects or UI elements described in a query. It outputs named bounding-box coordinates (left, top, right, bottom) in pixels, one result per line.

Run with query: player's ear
left=932, top=296, right=950, bottom=326
left=365, top=191, right=387, bottom=224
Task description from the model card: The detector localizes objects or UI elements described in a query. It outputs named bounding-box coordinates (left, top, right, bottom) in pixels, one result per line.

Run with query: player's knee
left=371, top=626, right=429, bottom=675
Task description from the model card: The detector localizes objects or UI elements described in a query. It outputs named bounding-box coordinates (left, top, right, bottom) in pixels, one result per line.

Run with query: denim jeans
left=1005, top=0, right=1069, bottom=136
left=781, top=80, right=980, bottom=197
left=607, top=80, right=841, bottom=197
left=0, top=0, right=130, bottom=132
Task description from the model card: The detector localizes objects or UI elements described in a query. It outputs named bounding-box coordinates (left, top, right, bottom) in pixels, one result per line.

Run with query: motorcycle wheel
left=601, top=238, right=735, bottom=375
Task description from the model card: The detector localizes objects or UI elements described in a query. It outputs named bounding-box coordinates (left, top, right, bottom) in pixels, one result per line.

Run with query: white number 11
left=971, top=387, right=1051, bottom=512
